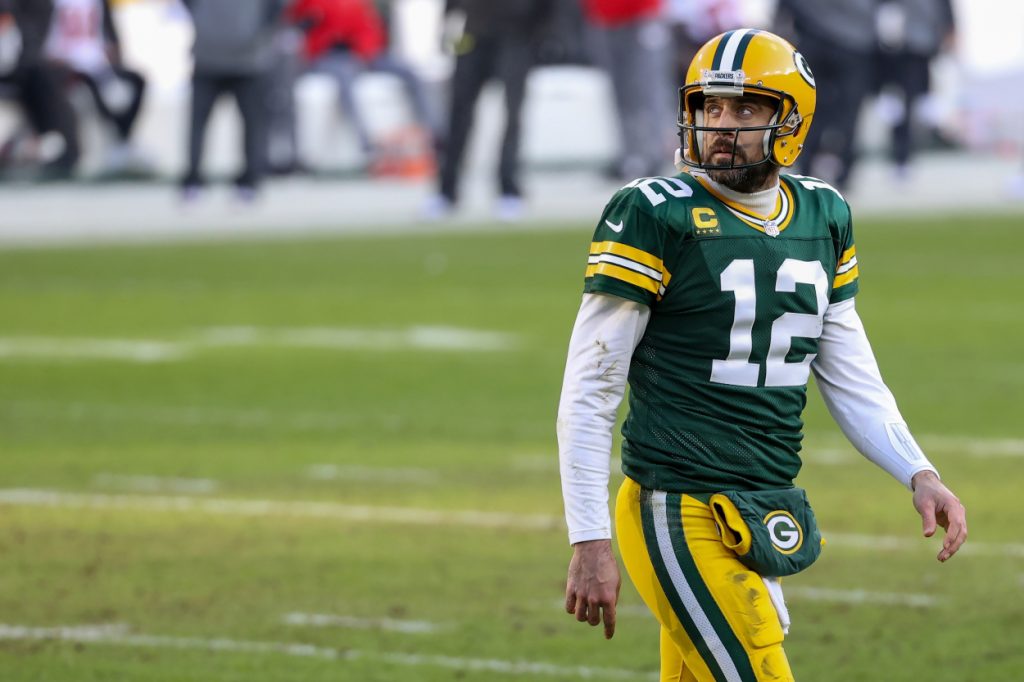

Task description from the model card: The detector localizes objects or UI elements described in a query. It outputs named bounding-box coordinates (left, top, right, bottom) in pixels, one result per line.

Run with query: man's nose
left=714, top=107, right=741, bottom=129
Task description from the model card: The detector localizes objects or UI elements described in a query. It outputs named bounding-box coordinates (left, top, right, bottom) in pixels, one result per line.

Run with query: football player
left=557, top=28, right=967, bottom=681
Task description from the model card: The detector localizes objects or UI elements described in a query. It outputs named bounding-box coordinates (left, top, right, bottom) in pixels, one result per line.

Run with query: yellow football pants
left=615, top=477, right=794, bottom=682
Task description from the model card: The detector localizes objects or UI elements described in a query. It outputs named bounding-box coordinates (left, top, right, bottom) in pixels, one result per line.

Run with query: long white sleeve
left=811, top=298, right=938, bottom=489
left=557, top=293, right=651, bottom=544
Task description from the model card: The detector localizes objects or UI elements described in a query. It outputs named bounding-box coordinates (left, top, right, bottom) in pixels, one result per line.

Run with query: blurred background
left=0, top=0, right=1023, bottom=238
left=1, top=2, right=1023, bottom=681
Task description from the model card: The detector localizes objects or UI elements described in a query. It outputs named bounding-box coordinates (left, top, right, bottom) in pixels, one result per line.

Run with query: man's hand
left=911, top=470, right=967, bottom=562
left=565, top=539, right=621, bottom=639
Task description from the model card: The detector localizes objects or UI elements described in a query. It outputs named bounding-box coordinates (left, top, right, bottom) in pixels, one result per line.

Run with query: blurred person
left=0, top=0, right=80, bottom=179
left=534, top=0, right=589, bottom=67
left=423, top=0, right=556, bottom=222
left=582, top=0, right=674, bottom=182
left=287, top=0, right=440, bottom=171
left=664, top=0, right=742, bottom=81
left=872, top=0, right=957, bottom=180
left=265, top=16, right=305, bottom=175
left=181, top=0, right=286, bottom=201
left=774, top=0, right=876, bottom=191
left=557, top=29, right=967, bottom=681
left=43, top=0, right=150, bottom=175
left=1011, top=166, right=1024, bottom=200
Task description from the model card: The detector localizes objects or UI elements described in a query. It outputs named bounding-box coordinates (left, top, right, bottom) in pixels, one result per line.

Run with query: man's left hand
left=911, top=470, right=967, bottom=562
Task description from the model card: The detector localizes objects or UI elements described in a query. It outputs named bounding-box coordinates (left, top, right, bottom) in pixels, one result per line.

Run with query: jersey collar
left=689, top=171, right=795, bottom=236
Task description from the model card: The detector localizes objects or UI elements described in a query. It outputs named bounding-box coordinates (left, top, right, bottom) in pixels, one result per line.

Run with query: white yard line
left=304, top=464, right=440, bottom=485
left=0, top=623, right=345, bottom=661
left=197, top=326, right=521, bottom=352
left=0, top=326, right=520, bottom=363
left=0, top=489, right=561, bottom=531
left=784, top=587, right=938, bottom=609
left=282, top=612, right=444, bottom=634
left=1, top=400, right=367, bottom=431
left=92, top=474, right=219, bottom=495
left=0, top=338, right=186, bottom=363
left=0, top=623, right=655, bottom=680
left=0, top=624, right=132, bottom=641
left=2, top=488, right=1022, bottom=559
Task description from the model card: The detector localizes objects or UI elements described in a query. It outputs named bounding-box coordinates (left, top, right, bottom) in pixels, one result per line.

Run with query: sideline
left=2, top=157, right=1021, bottom=250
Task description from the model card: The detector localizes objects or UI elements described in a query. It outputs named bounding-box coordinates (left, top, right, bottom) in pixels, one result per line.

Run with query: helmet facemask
left=677, top=85, right=802, bottom=174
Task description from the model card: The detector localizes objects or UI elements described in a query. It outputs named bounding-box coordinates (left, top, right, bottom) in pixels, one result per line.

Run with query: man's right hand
left=565, top=539, right=621, bottom=639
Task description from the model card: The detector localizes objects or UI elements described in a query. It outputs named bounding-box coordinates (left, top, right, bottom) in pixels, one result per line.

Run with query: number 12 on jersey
left=711, top=259, right=829, bottom=388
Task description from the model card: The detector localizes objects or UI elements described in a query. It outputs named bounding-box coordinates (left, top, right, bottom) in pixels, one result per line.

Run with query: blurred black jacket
left=1, top=0, right=53, bottom=68
left=183, top=0, right=287, bottom=74
left=445, top=0, right=555, bottom=41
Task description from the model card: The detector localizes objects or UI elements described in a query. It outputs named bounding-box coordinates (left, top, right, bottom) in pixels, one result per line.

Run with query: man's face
left=700, top=95, right=778, bottom=192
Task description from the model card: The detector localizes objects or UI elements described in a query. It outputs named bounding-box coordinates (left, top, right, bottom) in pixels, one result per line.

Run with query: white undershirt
left=689, top=169, right=780, bottom=217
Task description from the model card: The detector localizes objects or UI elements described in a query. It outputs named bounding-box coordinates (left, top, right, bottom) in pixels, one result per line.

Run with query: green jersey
left=583, top=172, right=859, bottom=494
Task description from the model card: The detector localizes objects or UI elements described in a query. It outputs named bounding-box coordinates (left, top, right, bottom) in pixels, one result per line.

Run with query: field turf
left=0, top=213, right=1022, bottom=681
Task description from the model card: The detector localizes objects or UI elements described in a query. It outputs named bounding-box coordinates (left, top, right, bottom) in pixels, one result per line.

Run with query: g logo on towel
left=764, top=511, right=803, bottom=554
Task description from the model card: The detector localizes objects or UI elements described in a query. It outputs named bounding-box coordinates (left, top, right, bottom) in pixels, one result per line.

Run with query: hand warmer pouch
left=709, top=487, right=824, bottom=577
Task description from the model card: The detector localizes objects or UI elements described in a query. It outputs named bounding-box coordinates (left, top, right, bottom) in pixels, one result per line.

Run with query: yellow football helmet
left=678, top=29, right=816, bottom=170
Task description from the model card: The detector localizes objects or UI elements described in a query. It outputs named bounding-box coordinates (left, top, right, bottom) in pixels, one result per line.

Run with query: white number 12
left=710, top=259, right=829, bottom=388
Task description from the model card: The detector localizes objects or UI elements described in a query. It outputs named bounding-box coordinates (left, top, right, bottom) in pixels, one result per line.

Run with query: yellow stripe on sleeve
left=839, top=245, right=856, bottom=265
left=590, top=241, right=665, bottom=274
left=833, top=265, right=859, bottom=288
left=585, top=262, right=662, bottom=295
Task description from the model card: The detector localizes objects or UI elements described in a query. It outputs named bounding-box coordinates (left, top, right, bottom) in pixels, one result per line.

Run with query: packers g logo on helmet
left=794, top=50, right=815, bottom=88
left=677, top=29, right=817, bottom=170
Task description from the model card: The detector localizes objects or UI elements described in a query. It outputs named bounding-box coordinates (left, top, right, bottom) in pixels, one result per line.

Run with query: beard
left=701, top=139, right=777, bottom=193
left=707, top=162, right=777, bottom=193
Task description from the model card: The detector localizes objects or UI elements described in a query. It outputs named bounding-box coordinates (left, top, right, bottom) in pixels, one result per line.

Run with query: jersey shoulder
left=782, top=174, right=859, bottom=301
left=600, top=174, right=708, bottom=235
left=782, top=173, right=851, bottom=225
left=586, top=176, right=699, bottom=306
left=607, top=174, right=702, bottom=213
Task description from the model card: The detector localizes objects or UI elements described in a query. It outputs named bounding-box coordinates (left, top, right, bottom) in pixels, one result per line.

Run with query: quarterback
left=556, top=29, right=967, bottom=681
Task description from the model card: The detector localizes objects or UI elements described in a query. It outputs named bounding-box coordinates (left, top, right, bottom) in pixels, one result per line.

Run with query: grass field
left=1, top=213, right=1022, bottom=681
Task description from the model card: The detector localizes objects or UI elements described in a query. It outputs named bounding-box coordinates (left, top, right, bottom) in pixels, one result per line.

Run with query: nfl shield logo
left=764, top=220, right=780, bottom=237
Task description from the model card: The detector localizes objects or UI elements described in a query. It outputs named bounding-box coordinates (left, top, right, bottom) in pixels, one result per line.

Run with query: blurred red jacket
left=585, top=0, right=663, bottom=25
left=582, top=0, right=662, bottom=26
left=288, top=0, right=386, bottom=62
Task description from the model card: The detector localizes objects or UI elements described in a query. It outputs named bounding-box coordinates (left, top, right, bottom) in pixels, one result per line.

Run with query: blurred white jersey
left=664, top=0, right=743, bottom=41
left=45, top=0, right=110, bottom=75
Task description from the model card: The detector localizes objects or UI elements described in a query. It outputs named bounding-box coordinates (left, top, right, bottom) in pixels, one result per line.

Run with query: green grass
left=0, top=214, right=1022, bottom=681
